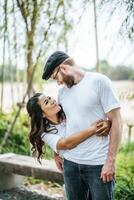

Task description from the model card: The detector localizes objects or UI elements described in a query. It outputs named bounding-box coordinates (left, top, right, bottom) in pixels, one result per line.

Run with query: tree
left=109, top=65, right=134, bottom=80
left=99, top=60, right=112, bottom=75
left=0, top=0, right=73, bottom=103
left=100, top=0, right=134, bottom=41
left=0, top=0, right=74, bottom=147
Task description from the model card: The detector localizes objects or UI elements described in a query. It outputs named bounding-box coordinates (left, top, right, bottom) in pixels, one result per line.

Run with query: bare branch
left=13, top=0, right=20, bottom=99
left=31, top=0, right=38, bottom=32
left=36, top=2, right=61, bottom=60
left=16, top=0, right=29, bottom=33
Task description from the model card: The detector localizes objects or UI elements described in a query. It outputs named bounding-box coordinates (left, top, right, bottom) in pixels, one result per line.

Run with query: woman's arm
left=57, top=120, right=111, bottom=150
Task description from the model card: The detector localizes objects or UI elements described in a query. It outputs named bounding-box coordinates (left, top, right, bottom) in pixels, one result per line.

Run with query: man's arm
left=100, top=108, right=122, bottom=183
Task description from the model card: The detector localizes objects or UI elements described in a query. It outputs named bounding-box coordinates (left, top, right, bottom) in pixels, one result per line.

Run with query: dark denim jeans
left=63, top=159, right=114, bottom=200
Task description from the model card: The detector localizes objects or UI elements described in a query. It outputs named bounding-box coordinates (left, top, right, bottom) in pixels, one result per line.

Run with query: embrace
left=27, top=51, right=122, bottom=200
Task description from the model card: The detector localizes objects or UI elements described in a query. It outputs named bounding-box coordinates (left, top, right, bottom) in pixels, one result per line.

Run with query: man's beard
left=62, top=74, right=75, bottom=88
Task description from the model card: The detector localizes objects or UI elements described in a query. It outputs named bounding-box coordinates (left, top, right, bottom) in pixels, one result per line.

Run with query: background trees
left=0, top=0, right=74, bottom=147
left=0, top=0, right=73, bottom=108
left=100, top=0, right=134, bottom=41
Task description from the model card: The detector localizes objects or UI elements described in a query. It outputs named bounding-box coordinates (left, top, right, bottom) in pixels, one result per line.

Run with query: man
left=42, top=51, right=122, bottom=200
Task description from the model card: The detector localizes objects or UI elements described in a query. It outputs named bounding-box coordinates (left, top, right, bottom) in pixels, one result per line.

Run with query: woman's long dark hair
left=26, top=93, right=66, bottom=163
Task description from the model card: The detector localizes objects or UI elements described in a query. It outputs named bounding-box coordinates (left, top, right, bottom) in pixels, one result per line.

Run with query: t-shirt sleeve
left=41, top=123, right=66, bottom=153
left=98, top=75, right=120, bottom=113
left=41, top=133, right=62, bottom=153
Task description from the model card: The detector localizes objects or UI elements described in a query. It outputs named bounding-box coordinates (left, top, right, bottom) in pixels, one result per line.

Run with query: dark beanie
left=42, top=51, right=69, bottom=80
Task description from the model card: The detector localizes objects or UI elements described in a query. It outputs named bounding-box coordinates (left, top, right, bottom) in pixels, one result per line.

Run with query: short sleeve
left=41, top=122, right=66, bottom=153
left=98, top=75, right=120, bottom=113
left=41, top=133, right=62, bottom=153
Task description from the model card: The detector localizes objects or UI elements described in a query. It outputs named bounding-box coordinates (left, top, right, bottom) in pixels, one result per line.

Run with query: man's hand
left=100, top=161, right=115, bottom=183
left=54, top=153, right=63, bottom=172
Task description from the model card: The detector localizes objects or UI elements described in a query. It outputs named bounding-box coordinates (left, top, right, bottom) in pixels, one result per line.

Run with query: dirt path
left=0, top=186, right=64, bottom=200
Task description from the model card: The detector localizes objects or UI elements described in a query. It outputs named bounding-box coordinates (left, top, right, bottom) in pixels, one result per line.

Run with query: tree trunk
left=13, top=0, right=20, bottom=101
left=1, top=0, right=8, bottom=112
left=26, top=31, right=34, bottom=98
left=93, top=0, right=100, bottom=72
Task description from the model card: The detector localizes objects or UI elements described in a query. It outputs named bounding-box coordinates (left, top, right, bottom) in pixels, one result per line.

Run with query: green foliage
left=130, top=72, right=134, bottom=80
left=25, top=177, right=42, bottom=185
left=119, top=142, right=134, bottom=154
left=89, top=60, right=134, bottom=80
left=115, top=142, right=134, bottom=199
left=99, top=60, right=112, bottom=75
left=25, top=177, right=62, bottom=186
left=0, top=64, right=26, bottom=82
left=0, top=108, right=30, bottom=155
left=44, top=144, right=54, bottom=159
left=100, top=61, right=134, bottom=80
left=0, top=112, right=10, bottom=135
left=108, top=66, right=134, bottom=81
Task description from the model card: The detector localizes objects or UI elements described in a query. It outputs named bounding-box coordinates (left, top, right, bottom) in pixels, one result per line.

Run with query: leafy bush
left=0, top=108, right=30, bottom=155
left=115, top=143, right=134, bottom=200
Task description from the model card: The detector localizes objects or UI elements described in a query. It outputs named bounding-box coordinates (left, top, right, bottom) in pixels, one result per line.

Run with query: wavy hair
left=26, top=93, right=66, bottom=163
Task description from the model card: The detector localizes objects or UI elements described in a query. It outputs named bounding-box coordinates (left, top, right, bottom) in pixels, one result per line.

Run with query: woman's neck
left=46, top=115, right=60, bottom=125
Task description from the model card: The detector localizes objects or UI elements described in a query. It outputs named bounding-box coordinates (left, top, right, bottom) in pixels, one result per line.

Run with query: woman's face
left=38, top=95, right=61, bottom=117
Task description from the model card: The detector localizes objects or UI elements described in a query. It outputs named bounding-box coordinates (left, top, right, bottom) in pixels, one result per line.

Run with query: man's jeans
left=63, top=159, right=114, bottom=200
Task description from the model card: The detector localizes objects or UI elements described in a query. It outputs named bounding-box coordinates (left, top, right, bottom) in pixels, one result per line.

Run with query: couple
left=27, top=51, right=122, bottom=200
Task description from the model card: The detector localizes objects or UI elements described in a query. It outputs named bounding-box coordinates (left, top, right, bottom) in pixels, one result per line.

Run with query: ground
left=0, top=182, right=64, bottom=200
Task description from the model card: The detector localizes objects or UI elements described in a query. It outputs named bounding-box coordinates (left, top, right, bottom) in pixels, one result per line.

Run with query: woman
left=26, top=93, right=111, bottom=163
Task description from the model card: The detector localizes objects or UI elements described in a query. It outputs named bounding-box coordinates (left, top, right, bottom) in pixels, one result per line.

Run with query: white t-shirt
left=57, top=72, right=120, bottom=165
left=41, top=122, right=66, bottom=157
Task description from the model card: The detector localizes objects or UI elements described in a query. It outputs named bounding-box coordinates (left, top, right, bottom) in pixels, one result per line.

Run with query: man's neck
left=74, top=68, right=86, bottom=84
